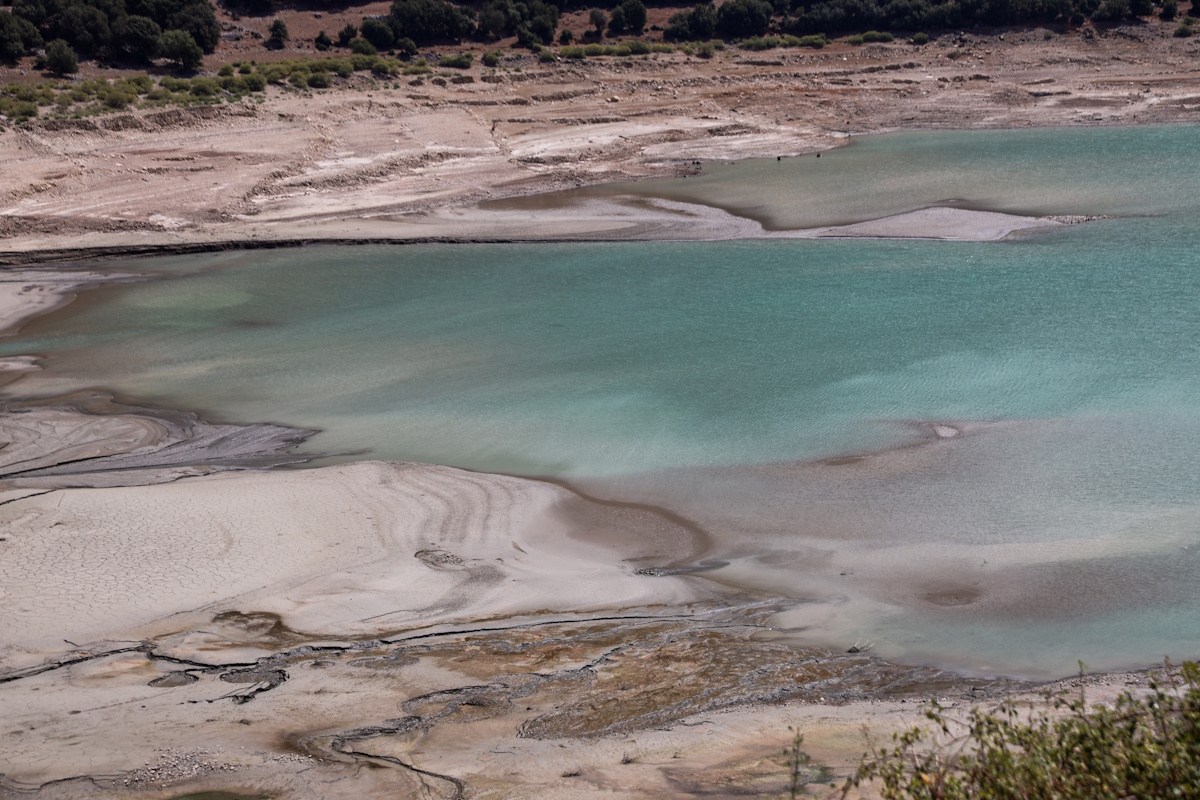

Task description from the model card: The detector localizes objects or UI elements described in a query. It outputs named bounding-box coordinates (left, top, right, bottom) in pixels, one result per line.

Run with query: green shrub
left=306, top=71, right=330, bottom=88
left=584, top=42, right=605, bottom=56
left=911, top=31, right=929, bottom=44
left=538, top=46, right=556, bottom=61
left=482, top=49, right=501, bottom=66
left=1175, top=21, right=1195, bottom=33
left=845, top=661, right=1200, bottom=800
left=861, top=30, right=894, bottom=42
left=696, top=41, right=715, bottom=58
left=438, top=52, right=473, bottom=68
left=240, top=72, right=267, bottom=91
left=845, top=34, right=865, bottom=44
left=188, top=77, right=220, bottom=96
left=560, top=44, right=586, bottom=58
left=650, top=42, right=675, bottom=52
left=627, top=38, right=651, bottom=54
left=315, top=30, right=333, bottom=50
left=350, top=38, right=377, bottom=56
left=740, top=34, right=781, bottom=49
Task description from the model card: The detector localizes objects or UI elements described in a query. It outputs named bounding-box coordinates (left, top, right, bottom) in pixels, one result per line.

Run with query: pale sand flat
left=0, top=460, right=701, bottom=665
left=803, top=206, right=1062, bottom=241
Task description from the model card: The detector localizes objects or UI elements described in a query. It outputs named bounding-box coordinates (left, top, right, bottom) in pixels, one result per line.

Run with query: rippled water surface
left=7, top=125, right=1200, bottom=678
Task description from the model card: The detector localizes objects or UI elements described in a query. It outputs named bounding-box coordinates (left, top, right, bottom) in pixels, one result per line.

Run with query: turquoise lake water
left=6, top=125, right=1200, bottom=677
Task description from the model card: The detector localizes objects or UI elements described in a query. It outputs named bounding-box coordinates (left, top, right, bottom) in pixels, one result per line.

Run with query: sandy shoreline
left=3, top=27, right=1199, bottom=796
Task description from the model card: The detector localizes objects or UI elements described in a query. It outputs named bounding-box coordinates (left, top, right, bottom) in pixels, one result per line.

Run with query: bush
left=438, top=51, right=473, bottom=67
left=846, top=661, right=1200, bottom=800
left=338, top=23, right=357, bottom=47
left=350, top=37, right=377, bottom=55
left=911, top=31, right=929, bottom=43
left=482, top=49, right=500, bottom=66
left=627, top=38, right=651, bottom=53
left=315, top=30, right=333, bottom=50
left=44, top=38, right=78, bottom=74
left=560, top=44, right=585, bottom=58
left=1160, top=0, right=1177, bottom=17
left=696, top=40, right=715, bottom=57
left=1175, top=20, right=1195, bottom=32
left=861, top=29, right=894, bottom=41
left=188, top=76, right=220, bottom=96
left=558, top=28, right=573, bottom=43
left=306, top=71, right=331, bottom=87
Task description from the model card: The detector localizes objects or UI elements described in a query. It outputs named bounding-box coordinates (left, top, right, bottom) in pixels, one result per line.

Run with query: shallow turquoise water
left=7, top=125, right=1200, bottom=677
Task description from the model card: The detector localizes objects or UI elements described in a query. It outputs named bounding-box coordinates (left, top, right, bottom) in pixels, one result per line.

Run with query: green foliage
left=350, top=37, right=377, bottom=55
left=696, top=40, right=715, bottom=57
left=388, top=0, right=475, bottom=45
left=305, top=71, right=331, bottom=88
left=717, top=0, right=773, bottom=38
left=44, top=37, right=77, bottom=74
left=0, top=11, right=42, bottom=64
left=861, top=29, right=893, bottom=41
left=1175, top=20, right=1195, bottom=33
left=266, top=17, right=288, bottom=49
left=158, top=28, right=202, bottom=70
left=478, top=0, right=558, bottom=44
left=1160, top=0, right=1177, bottom=18
left=558, top=27, right=573, bottom=43
left=482, top=48, right=500, bottom=66
left=337, top=23, right=358, bottom=47
left=665, top=2, right=717, bottom=41
left=361, top=17, right=395, bottom=49
left=589, top=7, right=607, bottom=33
left=113, top=15, right=161, bottom=62
left=620, top=0, right=647, bottom=32
left=315, top=30, right=333, bottom=50
left=911, top=31, right=929, bottom=43
left=843, top=661, right=1200, bottom=800
left=438, top=51, right=473, bottom=67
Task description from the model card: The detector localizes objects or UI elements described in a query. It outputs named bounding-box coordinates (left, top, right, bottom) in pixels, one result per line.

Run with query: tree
left=337, top=23, right=357, bottom=46
left=158, top=28, right=202, bottom=70
left=168, top=2, right=219, bottom=53
left=114, top=15, right=161, bottom=61
left=388, top=0, right=475, bottom=44
left=589, top=7, right=607, bottom=34
left=44, top=37, right=77, bottom=73
left=665, top=2, right=717, bottom=40
left=607, top=5, right=626, bottom=31
left=267, top=17, right=288, bottom=47
left=716, top=0, right=772, bottom=38
left=314, top=29, right=332, bottom=49
left=0, top=10, right=42, bottom=63
left=619, top=0, right=647, bottom=32
left=361, top=17, right=394, bottom=49
left=1160, top=0, right=1177, bottom=17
